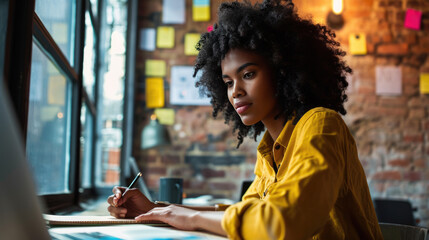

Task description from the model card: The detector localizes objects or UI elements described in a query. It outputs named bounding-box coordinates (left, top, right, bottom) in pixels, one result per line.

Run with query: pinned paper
left=404, top=9, right=422, bottom=30
left=420, top=73, right=429, bottom=94
left=170, top=66, right=211, bottom=105
left=376, top=66, right=402, bottom=96
left=146, top=78, right=165, bottom=108
left=207, top=25, right=213, bottom=32
left=154, top=108, right=175, bottom=125
left=349, top=34, right=367, bottom=55
left=157, top=26, right=175, bottom=48
left=185, top=33, right=201, bottom=55
left=139, top=28, right=156, bottom=51
left=162, top=0, right=185, bottom=24
left=145, top=60, right=166, bottom=77
left=193, top=0, right=210, bottom=22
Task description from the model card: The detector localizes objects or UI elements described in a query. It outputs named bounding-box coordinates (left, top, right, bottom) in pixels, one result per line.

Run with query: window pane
left=35, top=0, right=76, bottom=64
left=96, top=0, right=128, bottom=187
left=90, top=0, right=98, bottom=17
left=83, top=11, right=96, bottom=101
left=26, top=42, right=71, bottom=195
left=0, top=0, right=9, bottom=75
left=80, top=104, right=93, bottom=188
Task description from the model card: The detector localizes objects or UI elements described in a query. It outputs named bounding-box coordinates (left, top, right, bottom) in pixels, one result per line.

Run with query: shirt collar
left=257, top=118, right=296, bottom=155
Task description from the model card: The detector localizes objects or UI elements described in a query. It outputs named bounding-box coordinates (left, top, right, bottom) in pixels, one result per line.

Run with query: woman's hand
left=107, top=186, right=155, bottom=218
left=135, top=205, right=199, bottom=231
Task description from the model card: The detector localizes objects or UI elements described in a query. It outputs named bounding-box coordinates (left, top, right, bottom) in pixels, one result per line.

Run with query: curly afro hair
left=194, top=0, right=351, bottom=148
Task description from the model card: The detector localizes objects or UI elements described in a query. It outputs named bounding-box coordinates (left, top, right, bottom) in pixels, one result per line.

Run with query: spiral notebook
left=44, top=214, right=166, bottom=226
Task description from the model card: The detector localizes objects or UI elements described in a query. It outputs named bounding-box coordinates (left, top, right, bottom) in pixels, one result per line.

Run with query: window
left=2, top=0, right=137, bottom=211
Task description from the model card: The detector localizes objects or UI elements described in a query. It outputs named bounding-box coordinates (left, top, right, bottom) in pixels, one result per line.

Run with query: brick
left=402, top=119, right=421, bottom=132
left=413, top=159, right=426, bottom=168
left=201, top=168, right=225, bottom=178
left=424, top=120, right=429, bottom=130
left=409, top=108, right=426, bottom=119
left=372, top=170, right=402, bottom=180
left=377, top=43, right=409, bottom=55
left=405, top=33, right=418, bottom=45
left=142, top=167, right=167, bottom=175
left=161, top=155, right=181, bottom=164
left=378, top=96, right=407, bottom=107
left=387, top=1, right=401, bottom=8
left=404, top=171, right=422, bottom=181
left=403, top=134, right=424, bottom=143
left=388, top=158, right=411, bottom=167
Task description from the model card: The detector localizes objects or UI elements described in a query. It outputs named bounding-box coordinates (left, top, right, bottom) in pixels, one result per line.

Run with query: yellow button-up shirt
left=221, top=107, right=383, bottom=240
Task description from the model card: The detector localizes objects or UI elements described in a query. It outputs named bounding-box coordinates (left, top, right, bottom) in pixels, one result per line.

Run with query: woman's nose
left=232, top=81, right=245, bottom=98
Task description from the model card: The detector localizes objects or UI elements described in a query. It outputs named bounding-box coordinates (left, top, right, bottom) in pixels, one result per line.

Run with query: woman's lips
left=236, top=104, right=251, bottom=114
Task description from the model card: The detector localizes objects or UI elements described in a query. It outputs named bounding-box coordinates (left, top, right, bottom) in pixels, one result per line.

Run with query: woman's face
left=221, top=48, right=279, bottom=126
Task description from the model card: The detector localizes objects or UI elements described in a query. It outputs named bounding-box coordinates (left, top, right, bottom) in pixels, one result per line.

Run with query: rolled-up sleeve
left=221, top=112, right=346, bottom=240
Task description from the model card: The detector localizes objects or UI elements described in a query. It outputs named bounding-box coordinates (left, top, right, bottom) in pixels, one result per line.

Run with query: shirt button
left=275, top=144, right=280, bottom=150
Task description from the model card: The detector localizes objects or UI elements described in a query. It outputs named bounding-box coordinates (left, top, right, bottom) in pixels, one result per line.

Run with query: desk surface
left=57, top=198, right=227, bottom=240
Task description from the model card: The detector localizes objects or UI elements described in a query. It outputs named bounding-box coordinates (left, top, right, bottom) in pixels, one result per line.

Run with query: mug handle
left=175, top=183, right=181, bottom=203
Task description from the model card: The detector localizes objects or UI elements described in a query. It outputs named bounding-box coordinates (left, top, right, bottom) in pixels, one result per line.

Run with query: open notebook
left=44, top=214, right=165, bottom=225
left=0, top=85, right=210, bottom=240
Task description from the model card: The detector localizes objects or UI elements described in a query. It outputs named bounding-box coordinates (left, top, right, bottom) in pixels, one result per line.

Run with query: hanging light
left=327, top=0, right=345, bottom=30
left=141, top=114, right=171, bottom=149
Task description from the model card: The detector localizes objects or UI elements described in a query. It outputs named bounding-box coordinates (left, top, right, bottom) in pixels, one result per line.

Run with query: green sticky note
left=154, top=108, right=175, bottom=125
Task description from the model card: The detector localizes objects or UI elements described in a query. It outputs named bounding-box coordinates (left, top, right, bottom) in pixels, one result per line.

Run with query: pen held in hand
left=122, top=172, right=142, bottom=197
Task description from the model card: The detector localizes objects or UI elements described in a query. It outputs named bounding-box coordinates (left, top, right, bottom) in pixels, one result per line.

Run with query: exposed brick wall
left=133, top=0, right=429, bottom=226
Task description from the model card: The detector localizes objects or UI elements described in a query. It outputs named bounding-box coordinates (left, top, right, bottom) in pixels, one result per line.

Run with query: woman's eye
left=225, top=81, right=233, bottom=87
left=243, top=72, right=255, bottom=79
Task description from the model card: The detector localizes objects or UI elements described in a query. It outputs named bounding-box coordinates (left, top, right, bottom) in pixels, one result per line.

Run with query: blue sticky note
left=193, top=0, right=209, bottom=7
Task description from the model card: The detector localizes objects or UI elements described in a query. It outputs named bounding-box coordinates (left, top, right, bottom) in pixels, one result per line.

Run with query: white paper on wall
left=162, top=0, right=185, bottom=24
left=170, top=66, right=211, bottom=105
left=139, top=28, right=156, bottom=51
left=376, top=66, right=402, bottom=96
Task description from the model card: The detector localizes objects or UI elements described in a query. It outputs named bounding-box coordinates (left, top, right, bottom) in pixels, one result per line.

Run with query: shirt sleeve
left=221, top=112, right=346, bottom=240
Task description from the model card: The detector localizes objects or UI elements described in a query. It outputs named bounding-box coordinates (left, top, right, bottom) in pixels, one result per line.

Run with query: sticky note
left=145, top=60, right=166, bottom=77
left=139, top=28, right=156, bottom=51
left=146, top=78, right=165, bottom=108
left=48, top=75, right=66, bottom=105
left=193, top=6, right=210, bottom=21
left=349, top=33, right=367, bottom=55
left=207, top=25, right=213, bottom=32
left=162, top=0, right=185, bottom=24
left=420, top=73, right=429, bottom=94
left=156, top=26, right=175, bottom=48
left=193, top=0, right=210, bottom=5
left=376, top=66, right=402, bottom=95
left=52, top=23, right=68, bottom=44
left=404, top=9, right=422, bottom=30
left=154, top=108, right=175, bottom=125
left=185, top=33, right=201, bottom=55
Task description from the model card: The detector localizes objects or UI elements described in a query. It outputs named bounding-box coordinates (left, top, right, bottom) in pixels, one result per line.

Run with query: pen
left=122, top=172, right=142, bottom=196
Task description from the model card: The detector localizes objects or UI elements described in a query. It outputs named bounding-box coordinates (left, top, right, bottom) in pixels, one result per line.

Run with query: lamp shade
left=141, top=115, right=171, bottom=149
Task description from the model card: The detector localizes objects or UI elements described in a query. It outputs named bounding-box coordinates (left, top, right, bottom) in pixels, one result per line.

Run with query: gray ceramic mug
left=159, top=177, right=183, bottom=204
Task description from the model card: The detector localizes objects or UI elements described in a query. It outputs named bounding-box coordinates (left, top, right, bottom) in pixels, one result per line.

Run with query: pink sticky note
left=404, top=9, right=422, bottom=30
left=207, top=25, right=213, bottom=32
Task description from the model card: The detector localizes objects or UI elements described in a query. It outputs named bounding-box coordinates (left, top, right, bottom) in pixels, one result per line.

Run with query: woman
left=107, top=0, right=383, bottom=239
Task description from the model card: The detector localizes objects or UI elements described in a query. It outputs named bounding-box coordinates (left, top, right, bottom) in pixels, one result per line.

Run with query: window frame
left=2, top=0, right=138, bottom=212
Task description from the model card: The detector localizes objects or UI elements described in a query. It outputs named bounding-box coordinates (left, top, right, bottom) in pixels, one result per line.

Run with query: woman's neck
left=263, top=115, right=287, bottom=143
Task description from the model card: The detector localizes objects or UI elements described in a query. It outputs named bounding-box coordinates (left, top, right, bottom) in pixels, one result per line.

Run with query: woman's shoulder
left=296, top=107, right=347, bottom=132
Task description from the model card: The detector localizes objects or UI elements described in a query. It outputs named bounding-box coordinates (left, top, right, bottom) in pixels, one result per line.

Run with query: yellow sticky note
left=420, top=73, right=429, bottom=94
left=146, top=78, right=165, bottom=108
left=193, top=6, right=210, bottom=21
left=154, top=108, right=175, bottom=125
left=145, top=60, right=166, bottom=77
left=48, top=75, right=66, bottom=105
left=185, top=33, right=200, bottom=55
left=157, top=26, right=175, bottom=48
left=349, top=33, right=367, bottom=55
left=52, top=23, right=68, bottom=44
